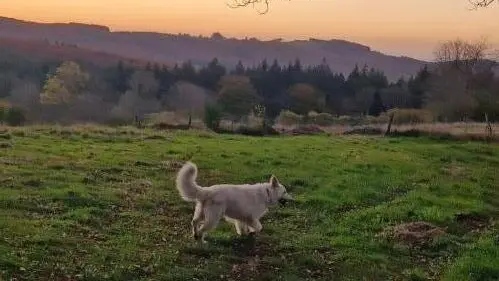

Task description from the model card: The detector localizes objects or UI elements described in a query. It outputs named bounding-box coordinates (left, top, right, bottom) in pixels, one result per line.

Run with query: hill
left=0, top=17, right=426, bottom=80
left=0, top=37, right=144, bottom=67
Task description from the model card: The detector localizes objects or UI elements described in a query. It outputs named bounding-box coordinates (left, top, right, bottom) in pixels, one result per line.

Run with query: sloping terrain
left=0, top=17, right=426, bottom=80
left=0, top=37, right=144, bottom=67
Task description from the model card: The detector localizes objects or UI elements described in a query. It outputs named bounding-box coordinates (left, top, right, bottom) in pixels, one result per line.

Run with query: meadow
left=0, top=125, right=498, bottom=281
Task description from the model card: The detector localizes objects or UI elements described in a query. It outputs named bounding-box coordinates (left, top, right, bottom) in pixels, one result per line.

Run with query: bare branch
left=227, top=0, right=496, bottom=13
left=469, top=0, right=496, bottom=7
left=226, top=0, right=271, bottom=14
left=434, top=39, right=490, bottom=74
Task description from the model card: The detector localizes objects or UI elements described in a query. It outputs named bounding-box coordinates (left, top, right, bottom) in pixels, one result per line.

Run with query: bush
left=276, top=110, right=304, bottom=126
left=204, top=103, right=222, bottom=131
left=5, top=107, right=26, bottom=126
left=380, top=108, right=434, bottom=125
left=0, top=106, right=5, bottom=123
left=333, top=115, right=366, bottom=126
left=308, top=111, right=335, bottom=126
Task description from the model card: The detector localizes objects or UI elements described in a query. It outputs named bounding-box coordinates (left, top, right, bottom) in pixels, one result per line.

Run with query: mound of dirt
left=380, top=221, right=446, bottom=247
left=454, top=213, right=490, bottom=233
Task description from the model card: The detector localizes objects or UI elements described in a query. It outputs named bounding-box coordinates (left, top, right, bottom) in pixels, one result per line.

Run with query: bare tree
left=428, top=39, right=496, bottom=121
left=433, top=39, right=489, bottom=74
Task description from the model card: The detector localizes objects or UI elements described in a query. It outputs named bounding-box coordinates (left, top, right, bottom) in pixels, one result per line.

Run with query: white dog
left=175, top=161, right=293, bottom=243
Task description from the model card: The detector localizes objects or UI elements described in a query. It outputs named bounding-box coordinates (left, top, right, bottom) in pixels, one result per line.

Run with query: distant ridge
left=0, top=16, right=427, bottom=80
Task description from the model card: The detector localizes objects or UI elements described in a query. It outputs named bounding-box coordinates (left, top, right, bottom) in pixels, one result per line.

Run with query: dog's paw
left=193, top=233, right=201, bottom=241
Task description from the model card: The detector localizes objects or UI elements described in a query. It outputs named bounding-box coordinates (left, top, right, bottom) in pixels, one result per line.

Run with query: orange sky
left=1, top=0, right=498, bottom=60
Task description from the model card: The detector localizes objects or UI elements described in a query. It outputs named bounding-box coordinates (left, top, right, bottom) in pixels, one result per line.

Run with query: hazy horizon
left=1, top=0, right=499, bottom=61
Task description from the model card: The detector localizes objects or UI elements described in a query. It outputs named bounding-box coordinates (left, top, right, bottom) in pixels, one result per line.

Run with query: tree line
left=1, top=38, right=498, bottom=126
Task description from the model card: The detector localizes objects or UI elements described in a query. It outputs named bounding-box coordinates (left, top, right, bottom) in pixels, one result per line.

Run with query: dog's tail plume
left=176, top=161, right=203, bottom=202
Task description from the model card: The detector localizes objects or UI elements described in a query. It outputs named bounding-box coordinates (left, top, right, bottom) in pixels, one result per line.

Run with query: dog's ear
left=270, top=175, right=280, bottom=188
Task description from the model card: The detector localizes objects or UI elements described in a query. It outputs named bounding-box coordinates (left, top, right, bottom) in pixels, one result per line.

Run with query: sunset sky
left=1, top=0, right=498, bottom=60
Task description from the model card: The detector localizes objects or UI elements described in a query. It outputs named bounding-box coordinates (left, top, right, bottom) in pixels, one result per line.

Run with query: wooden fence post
left=385, top=112, right=395, bottom=136
left=485, top=113, right=493, bottom=142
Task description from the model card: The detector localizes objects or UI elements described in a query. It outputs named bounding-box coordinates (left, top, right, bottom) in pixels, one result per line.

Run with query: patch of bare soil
left=380, top=221, right=447, bottom=248
left=224, top=236, right=279, bottom=281
left=440, top=165, right=467, bottom=178
left=162, top=159, right=184, bottom=172
left=454, top=213, right=491, bottom=233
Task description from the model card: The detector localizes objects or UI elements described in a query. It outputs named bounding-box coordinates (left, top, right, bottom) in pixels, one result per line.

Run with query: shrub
left=308, top=112, right=335, bottom=126
left=0, top=106, right=5, bottom=123
left=204, top=103, right=222, bottom=131
left=5, top=107, right=26, bottom=126
left=334, top=115, right=365, bottom=126
left=380, top=108, right=434, bottom=125
left=276, top=110, right=304, bottom=126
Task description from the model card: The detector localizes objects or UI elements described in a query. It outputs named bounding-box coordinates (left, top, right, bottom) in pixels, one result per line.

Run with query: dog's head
left=268, top=175, right=294, bottom=206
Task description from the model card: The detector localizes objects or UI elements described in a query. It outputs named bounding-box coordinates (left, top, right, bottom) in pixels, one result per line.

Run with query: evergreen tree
left=409, top=65, right=431, bottom=108
left=198, top=58, right=226, bottom=90
left=368, top=90, right=386, bottom=116
left=178, top=61, right=197, bottom=84
left=111, top=61, right=132, bottom=94
left=234, top=60, right=245, bottom=75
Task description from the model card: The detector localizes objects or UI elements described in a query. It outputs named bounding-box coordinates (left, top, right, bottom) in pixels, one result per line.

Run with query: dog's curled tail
left=176, top=161, right=203, bottom=202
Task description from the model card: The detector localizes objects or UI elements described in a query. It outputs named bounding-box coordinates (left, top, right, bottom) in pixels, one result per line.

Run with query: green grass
left=0, top=126, right=498, bottom=280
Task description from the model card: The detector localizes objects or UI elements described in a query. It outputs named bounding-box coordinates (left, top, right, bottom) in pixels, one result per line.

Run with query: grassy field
left=0, top=125, right=498, bottom=281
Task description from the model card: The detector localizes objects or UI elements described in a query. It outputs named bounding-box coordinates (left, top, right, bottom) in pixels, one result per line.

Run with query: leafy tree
left=217, top=75, right=262, bottom=121
left=287, top=83, right=325, bottom=115
left=165, top=81, right=211, bottom=119
left=40, top=61, right=89, bottom=105
left=426, top=69, right=476, bottom=121
left=128, top=70, right=159, bottom=100
left=110, top=90, right=160, bottom=122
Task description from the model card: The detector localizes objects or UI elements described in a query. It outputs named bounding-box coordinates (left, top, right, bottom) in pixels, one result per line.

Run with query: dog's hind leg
left=197, top=204, right=224, bottom=243
left=224, top=217, right=249, bottom=236
left=191, top=202, right=204, bottom=240
left=246, top=219, right=263, bottom=235
left=235, top=220, right=250, bottom=236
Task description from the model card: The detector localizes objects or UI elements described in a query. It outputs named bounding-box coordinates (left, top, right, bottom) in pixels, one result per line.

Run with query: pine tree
left=234, top=60, right=245, bottom=75
left=368, top=90, right=386, bottom=116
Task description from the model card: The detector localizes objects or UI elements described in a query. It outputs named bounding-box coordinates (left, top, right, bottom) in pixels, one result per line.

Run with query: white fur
left=175, top=161, right=293, bottom=243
